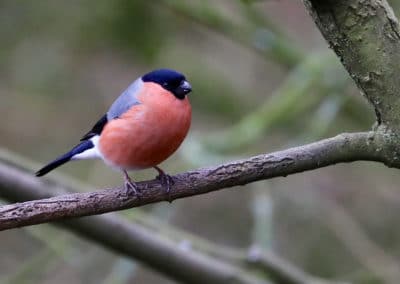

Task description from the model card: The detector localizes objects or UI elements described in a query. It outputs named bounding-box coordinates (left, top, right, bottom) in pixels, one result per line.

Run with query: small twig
left=161, top=0, right=304, bottom=67
left=319, top=197, right=400, bottom=283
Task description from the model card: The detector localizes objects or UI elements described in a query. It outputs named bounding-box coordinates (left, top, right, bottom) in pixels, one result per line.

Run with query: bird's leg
left=123, top=170, right=141, bottom=197
left=153, top=166, right=174, bottom=202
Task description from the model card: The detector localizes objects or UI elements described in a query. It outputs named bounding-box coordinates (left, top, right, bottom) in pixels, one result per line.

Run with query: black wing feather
left=80, top=114, right=108, bottom=141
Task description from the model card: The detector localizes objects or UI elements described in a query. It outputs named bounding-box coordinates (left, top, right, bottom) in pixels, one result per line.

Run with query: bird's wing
left=80, top=114, right=108, bottom=141
left=107, top=78, right=142, bottom=120
left=80, top=78, right=142, bottom=141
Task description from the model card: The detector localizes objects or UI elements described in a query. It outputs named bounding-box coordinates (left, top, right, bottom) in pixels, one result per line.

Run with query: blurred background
left=1, top=0, right=400, bottom=283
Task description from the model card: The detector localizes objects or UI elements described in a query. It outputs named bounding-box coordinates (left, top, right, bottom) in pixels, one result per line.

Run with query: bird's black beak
left=180, top=80, right=192, bottom=95
left=174, top=80, right=192, bottom=99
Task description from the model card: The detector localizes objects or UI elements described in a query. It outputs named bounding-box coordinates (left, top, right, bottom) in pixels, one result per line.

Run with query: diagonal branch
left=0, top=150, right=343, bottom=284
left=160, top=0, right=304, bottom=68
left=0, top=131, right=390, bottom=231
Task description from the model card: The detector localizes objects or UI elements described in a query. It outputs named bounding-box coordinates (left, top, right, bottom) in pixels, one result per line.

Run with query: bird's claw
left=124, top=180, right=142, bottom=198
left=156, top=173, right=174, bottom=202
left=123, top=170, right=142, bottom=198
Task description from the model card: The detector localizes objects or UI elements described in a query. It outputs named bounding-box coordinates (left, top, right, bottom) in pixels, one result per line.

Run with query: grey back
left=107, top=78, right=142, bottom=120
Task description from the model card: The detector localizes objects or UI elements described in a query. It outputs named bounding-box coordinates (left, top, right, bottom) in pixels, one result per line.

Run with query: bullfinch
left=36, top=69, right=192, bottom=196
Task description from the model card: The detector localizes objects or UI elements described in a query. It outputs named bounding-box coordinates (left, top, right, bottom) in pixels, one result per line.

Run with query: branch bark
left=304, top=0, right=400, bottom=127
left=303, top=0, right=400, bottom=163
left=0, top=150, right=339, bottom=284
left=0, top=132, right=388, bottom=230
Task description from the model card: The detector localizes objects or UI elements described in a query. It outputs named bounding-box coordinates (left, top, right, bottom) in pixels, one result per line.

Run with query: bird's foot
left=157, top=174, right=174, bottom=202
left=124, top=180, right=141, bottom=197
left=123, top=171, right=141, bottom=198
left=154, top=166, right=174, bottom=202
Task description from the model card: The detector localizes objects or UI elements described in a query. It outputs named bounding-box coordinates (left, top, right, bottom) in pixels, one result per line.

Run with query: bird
left=36, top=68, right=192, bottom=198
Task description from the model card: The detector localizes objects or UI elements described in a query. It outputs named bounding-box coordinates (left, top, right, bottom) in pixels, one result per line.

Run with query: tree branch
left=0, top=150, right=342, bottom=284
left=303, top=0, right=400, bottom=140
left=303, top=0, right=400, bottom=127
left=204, top=53, right=344, bottom=153
left=160, top=0, right=304, bottom=68
left=0, top=132, right=389, bottom=230
left=0, top=157, right=270, bottom=284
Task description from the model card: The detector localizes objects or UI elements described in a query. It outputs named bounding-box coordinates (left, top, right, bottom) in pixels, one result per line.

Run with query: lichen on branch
left=303, top=0, right=400, bottom=131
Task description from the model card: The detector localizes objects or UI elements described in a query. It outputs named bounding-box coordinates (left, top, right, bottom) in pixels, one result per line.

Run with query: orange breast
left=98, top=83, right=191, bottom=170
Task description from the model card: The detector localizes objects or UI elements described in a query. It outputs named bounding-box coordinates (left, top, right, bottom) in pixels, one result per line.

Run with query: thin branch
left=59, top=215, right=271, bottom=284
left=0, top=153, right=269, bottom=284
left=0, top=150, right=341, bottom=284
left=244, top=248, right=344, bottom=284
left=161, top=0, right=304, bottom=68
left=0, top=131, right=388, bottom=231
left=319, top=197, right=400, bottom=283
left=203, top=53, right=345, bottom=153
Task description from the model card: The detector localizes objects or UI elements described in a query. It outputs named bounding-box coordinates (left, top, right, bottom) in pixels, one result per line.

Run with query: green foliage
left=102, top=1, right=167, bottom=62
left=76, top=1, right=169, bottom=62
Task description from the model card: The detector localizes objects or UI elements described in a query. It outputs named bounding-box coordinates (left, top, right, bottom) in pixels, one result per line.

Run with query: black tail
left=35, top=140, right=94, bottom=177
left=35, top=153, right=72, bottom=177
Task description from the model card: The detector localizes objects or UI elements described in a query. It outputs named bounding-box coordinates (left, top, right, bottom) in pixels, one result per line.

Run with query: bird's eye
left=171, top=81, right=182, bottom=88
left=161, top=80, right=182, bottom=90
